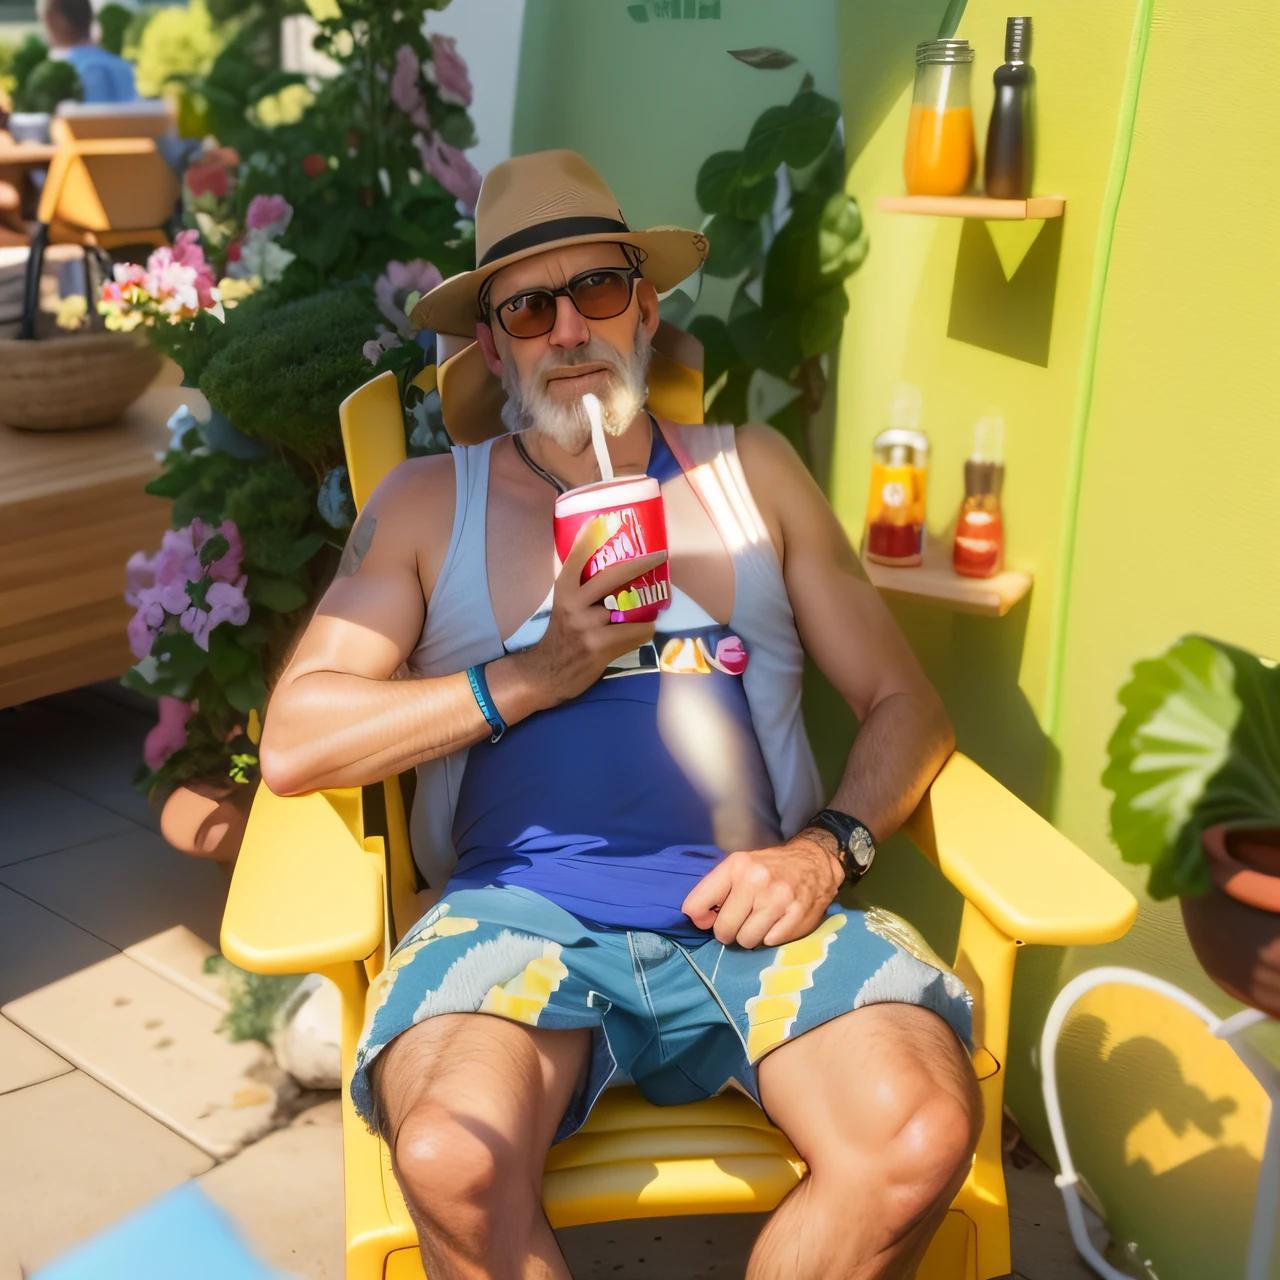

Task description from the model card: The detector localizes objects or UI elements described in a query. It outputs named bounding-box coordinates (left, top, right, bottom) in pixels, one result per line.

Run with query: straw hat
left=409, top=149, right=708, bottom=446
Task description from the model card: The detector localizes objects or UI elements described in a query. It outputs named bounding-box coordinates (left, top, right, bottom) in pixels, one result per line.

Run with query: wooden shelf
left=876, top=194, right=1065, bottom=221
left=865, top=543, right=1032, bottom=618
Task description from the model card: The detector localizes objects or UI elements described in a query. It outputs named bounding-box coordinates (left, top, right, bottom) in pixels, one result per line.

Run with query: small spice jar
left=903, top=39, right=977, bottom=196
left=953, top=416, right=1005, bottom=579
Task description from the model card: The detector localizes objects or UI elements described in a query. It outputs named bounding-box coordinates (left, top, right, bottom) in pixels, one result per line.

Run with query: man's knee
left=393, top=1100, right=507, bottom=1217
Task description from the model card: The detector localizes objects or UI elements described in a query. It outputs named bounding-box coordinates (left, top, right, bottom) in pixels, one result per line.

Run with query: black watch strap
left=805, top=808, right=876, bottom=884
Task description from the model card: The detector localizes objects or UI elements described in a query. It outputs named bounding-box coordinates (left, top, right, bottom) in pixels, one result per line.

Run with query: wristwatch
left=804, top=808, right=876, bottom=885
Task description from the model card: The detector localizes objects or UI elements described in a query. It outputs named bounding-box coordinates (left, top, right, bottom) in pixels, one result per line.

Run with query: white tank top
left=405, top=423, right=823, bottom=888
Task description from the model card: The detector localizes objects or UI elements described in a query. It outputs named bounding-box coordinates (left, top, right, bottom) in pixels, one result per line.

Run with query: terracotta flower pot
left=159, top=778, right=259, bottom=866
left=1180, top=825, right=1280, bottom=1018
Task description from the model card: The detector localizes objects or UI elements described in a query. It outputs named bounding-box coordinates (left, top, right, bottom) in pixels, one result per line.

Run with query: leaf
left=149, top=632, right=210, bottom=698
left=247, top=574, right=309, bottom=613
left=729, top=47, right=798, bottom=70
left=695, top=150, right=744, bottom=215
left=799, top=286, right=849, bottom=357
left=817, top=192, right=868, bottom=280
left=1102, top=636, right=1280, bottom=900
left=704, top=213, right=763, bottom=279
left=207, top=627, right=254, bottom=685
left=277, top=530, right=328, bottom=572
left=225, top=666, right=268, bottom=716
left=728, top=304, right=803, bottom=381
left=741, top=89, right=840, bottom=181
left=687, top=315, right=738, bottom=389
left=198, top=533, right=230, bottom=568
left=434, top=106, right=478, bottom=150
left=734, top=172, right=778, bottom=222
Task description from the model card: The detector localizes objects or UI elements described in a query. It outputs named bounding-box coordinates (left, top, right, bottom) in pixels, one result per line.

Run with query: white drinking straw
left=582, top=393, right=614, bottom=482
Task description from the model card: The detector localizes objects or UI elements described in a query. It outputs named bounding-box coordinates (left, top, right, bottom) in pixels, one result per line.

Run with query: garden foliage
left=680, top=51, right=868, bottom=462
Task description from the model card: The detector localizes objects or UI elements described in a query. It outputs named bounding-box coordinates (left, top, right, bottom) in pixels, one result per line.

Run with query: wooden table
left=0, top=140, right=57, bottom=168
left=0, top=367, right=204, bottom=709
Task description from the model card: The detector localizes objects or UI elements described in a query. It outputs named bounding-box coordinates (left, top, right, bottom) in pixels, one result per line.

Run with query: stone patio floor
left=0, top=683, right=1100, bottom=1280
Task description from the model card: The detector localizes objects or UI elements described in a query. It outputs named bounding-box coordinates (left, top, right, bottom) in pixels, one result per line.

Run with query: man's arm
left=259, top=458, right=665, bottom=796
left=682, top=424, right=954, bottom=948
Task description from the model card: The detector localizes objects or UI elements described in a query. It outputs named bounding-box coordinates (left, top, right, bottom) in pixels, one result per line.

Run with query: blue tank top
left=448, top=429, right=782, bottom=941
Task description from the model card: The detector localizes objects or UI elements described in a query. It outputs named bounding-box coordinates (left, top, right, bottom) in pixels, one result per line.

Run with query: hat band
left=477, top=215, right=631, bottom=268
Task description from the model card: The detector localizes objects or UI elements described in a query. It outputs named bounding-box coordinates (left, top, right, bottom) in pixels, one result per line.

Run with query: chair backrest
left=37, top=139, right=179, bottom=233
left=51, top=100, right=174, bottom=142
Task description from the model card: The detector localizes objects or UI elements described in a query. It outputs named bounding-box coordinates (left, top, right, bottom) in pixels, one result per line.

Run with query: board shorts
left=351, top=884, right=972, bottom=1143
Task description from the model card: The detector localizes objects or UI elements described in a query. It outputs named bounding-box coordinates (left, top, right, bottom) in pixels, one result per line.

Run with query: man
left=44, top=0, right=137, bottom=105
left=261, top=150, right=979, bottom=1279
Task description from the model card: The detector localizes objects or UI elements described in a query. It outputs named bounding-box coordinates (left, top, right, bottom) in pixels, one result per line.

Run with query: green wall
left=514, top=2, right=1280, bottom=1275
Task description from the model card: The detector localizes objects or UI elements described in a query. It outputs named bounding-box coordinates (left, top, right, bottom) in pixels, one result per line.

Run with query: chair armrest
left=904, top=753, right=1137, bottom=947
left=220, top=785, right=383, bottom=975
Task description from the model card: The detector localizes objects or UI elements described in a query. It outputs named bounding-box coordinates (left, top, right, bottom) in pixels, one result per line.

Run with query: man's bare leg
left=749, top=1003, right=981, bottom=1279
left=372, top=1013, right=591, bottom=1280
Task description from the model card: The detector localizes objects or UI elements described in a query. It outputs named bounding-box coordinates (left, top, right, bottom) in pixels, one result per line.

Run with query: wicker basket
left=0, top=331, right=163, bottom=431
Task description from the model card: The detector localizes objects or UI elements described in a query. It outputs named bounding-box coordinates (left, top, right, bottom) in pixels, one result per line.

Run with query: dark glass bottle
left=984, top=17, right=1035, bottom=199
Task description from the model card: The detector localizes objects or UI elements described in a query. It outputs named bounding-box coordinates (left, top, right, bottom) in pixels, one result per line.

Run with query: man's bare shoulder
left=364, top=453, right=456, bottom=536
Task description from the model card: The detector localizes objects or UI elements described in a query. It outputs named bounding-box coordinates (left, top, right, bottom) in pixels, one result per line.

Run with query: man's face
left=476, top=241, right=660, bottom=453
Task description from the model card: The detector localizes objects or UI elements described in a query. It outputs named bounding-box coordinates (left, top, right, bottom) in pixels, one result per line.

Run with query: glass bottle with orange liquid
left=953, top=416, right=1005, bottom=579
left=903, top=39, right=977, bottom=197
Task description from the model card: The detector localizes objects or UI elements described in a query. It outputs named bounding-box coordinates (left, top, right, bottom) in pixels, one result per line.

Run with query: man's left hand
left=682, top=834, right=844, bottom=949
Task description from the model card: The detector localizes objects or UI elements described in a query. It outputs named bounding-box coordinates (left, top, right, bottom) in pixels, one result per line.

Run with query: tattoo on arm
left=337, top=515, right=377, bottom=579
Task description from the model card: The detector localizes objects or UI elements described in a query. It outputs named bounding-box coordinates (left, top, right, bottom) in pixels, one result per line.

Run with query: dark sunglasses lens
left=570, top=270, right=634, bottom=319
left=500, top=291, right=557, bottom=338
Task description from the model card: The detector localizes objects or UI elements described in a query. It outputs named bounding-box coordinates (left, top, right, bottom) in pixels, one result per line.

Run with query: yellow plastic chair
left=221, top=344, right=1137, bottom=1280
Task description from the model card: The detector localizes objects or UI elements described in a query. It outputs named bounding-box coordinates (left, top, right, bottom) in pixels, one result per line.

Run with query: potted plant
left=1103, top=635, right=1280, bottom=1014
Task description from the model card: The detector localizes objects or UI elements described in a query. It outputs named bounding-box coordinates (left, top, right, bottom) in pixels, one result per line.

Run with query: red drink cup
left=553, top=476, right=671, bottom=623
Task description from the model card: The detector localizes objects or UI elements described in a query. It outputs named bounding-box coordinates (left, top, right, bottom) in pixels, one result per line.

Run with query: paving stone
left=0, top=692, right=157, bottom=831
left=3, top=953, right=296, bottom=1159
left=125, top=924, right=230, bottom=1011
left=0, top=884, right=116, bottom=1006
left=0, top=826, right=228, bottom=954
left=0, top=1013, right=71, bottom=1094
left=199, top=1100, right=346, bottom=1279
left=0, top=1070, right=212, bottom=1278
left=0, top=763, right=138, bottom=868
left=1006, top=1152, right=1102, bottom=1279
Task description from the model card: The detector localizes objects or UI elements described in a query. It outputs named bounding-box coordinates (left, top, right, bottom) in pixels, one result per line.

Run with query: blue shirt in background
left=61, top=45, right=137, bottom=104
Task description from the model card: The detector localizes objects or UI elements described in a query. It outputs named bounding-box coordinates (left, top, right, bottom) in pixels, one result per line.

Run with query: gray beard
left=500, top=322, right=652, bottom=454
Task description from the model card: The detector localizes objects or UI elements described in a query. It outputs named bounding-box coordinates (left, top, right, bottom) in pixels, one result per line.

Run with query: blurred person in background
left=43, top=0, right=137, bottom=104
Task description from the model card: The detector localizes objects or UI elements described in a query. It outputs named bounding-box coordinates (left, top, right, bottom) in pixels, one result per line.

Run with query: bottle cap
left=887, top=382, right=923, bottom=430
left=1006, top=17, right=1032, bottom=63
left=972, top=414, right=1005, bottom=463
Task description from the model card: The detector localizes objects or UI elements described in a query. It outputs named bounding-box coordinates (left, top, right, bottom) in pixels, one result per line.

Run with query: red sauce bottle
left=953, top=416, right=1005, bottom=579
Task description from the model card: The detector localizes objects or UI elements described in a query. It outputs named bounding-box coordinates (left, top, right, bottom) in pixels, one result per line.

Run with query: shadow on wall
left=1057, top=1014, right=1261, bottom=1280
left=947, top=216, right=1065, bottom=367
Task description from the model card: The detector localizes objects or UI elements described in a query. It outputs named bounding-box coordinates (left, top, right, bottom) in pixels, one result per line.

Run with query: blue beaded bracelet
left=466, top=663, right=506, bottom=743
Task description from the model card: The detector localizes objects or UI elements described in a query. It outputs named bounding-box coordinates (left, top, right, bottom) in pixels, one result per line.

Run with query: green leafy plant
left=1103, top=635, right=1280, bottom=899
left=98, top=3, right=134, bottom=56
left=204, top=954, right=303, bottom=1045
left=680, top=49, right=867, bottom=463
left=12, top=58, right=83, bottom=113
left=1, top=34, right=49, bottom=98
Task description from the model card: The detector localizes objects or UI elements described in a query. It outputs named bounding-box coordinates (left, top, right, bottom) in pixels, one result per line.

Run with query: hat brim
left=409, top=226, right=707, bottom=336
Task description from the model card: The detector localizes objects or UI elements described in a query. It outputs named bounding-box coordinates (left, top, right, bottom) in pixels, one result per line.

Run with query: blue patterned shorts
left=352, top=885, right=971, bottom=1142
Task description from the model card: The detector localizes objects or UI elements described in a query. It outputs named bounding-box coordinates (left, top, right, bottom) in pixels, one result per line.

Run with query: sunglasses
left=483, top=265, right=644, bottom=340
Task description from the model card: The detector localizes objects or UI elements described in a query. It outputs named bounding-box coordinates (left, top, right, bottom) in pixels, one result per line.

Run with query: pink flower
left=144, top=696, right=196, bottom=771
left=182, top=577, right=250, bottom=650
left=245, top=193, right=292, bottom=236
left=191, top=518, right=244, bottom=583
left=375, top=258, right=442, bottom=334
left=390, top=43, right=432, bottom=132
left=428, top=34, right=472, bottom=107
left=414, top=132, right=482, bottom=213
left=139, top=231, right=221, bottom=320
left=184, top=147, right=240, bottom=199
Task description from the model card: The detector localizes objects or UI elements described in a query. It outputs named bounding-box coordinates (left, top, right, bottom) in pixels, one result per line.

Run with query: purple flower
left=191, top=518, right=244, bottom=584
left=244, top=194, right=292, bottom=237
left=144, top=696, right=196, bottom=771
left=428, top=34, right=473, bottom=107
left=375, top=258, right=443, bottom=334
left=414, top=132, right=483, bottom=214
left=182, top=577, right=250, bottom=651
left=390, top=43, right=432, bottom=134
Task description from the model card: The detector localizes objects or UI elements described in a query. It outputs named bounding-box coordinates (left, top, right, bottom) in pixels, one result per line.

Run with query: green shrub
left=98, top=3, right=134, bottom=56
left=13, top=59, right=83, bottom=113
left=198, top=288, right=381, bottom=464
left=5, top=34, right=48, bottom=95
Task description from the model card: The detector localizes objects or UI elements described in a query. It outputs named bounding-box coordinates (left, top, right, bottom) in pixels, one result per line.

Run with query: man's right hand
left=507, top=516, right=667, bottom=709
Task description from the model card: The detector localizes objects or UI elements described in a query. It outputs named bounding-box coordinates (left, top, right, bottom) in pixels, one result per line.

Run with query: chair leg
left=19, top=222, right=48, bottom=341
